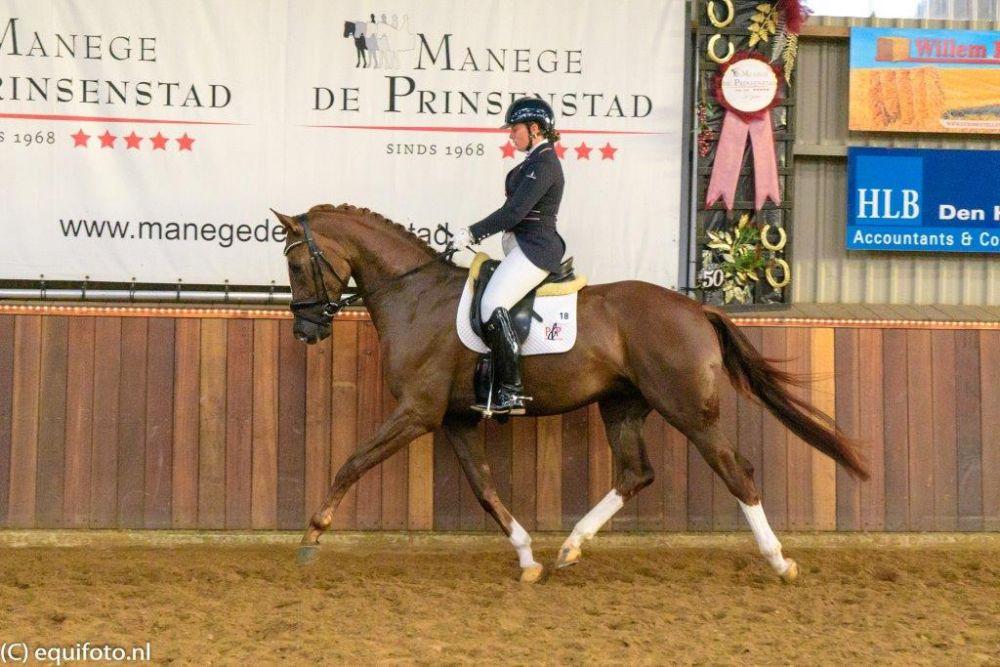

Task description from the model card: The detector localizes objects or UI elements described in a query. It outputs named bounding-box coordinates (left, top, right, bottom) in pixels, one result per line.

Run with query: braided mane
left=308, top=203, right=439, bottom=259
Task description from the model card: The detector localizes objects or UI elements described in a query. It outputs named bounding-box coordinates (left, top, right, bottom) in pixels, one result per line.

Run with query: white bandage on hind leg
left=509, top=520, right=540, bottom=568
left=566, top=490, right=625, bottom=549
left=739, top=500, right=791, bottom=574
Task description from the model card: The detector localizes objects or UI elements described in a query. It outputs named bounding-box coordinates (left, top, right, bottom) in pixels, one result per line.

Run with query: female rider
left=454, top=97, right=567, bottom=415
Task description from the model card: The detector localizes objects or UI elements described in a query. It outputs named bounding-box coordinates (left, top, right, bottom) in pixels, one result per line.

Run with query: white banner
left=0, top=0, right=686, bottom=288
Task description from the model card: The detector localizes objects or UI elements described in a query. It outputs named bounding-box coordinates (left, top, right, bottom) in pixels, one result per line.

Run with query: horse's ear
left=270, top=209, right=302, bottom=236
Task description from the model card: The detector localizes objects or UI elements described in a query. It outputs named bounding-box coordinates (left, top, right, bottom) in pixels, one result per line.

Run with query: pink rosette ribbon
left=705, top=52, right=784, bottom=211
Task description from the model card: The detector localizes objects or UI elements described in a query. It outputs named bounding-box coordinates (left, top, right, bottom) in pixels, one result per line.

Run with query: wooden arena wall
left=0, top=306, right=997, bottom=532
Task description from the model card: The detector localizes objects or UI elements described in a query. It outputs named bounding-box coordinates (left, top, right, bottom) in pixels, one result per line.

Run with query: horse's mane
left=308, top=203, right=440, bottom=260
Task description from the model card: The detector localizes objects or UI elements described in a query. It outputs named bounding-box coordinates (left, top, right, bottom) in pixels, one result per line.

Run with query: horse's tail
left=703, top=307, right=870, bottom=481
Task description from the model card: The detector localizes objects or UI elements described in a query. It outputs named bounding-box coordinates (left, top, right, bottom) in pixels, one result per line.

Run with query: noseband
left=284, top=214, right=361, bottom=323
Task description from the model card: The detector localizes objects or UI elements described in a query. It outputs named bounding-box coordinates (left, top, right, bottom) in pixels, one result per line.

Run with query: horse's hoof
left=520, top=563, right=544, bottom=583
left=555, top=545, right=581, bottom=569
left=780, top=558, right=799, bottom=583
left=297, top=545, right=320, bottom=566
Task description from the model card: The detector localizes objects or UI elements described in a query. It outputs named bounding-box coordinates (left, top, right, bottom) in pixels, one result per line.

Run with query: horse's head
left=273, top=209, right=352, bottom=344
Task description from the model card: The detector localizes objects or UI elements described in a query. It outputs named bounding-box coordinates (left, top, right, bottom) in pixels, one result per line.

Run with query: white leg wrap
left=566, top=490, right=625, bottom=549
left=739, top=500, right=791, bottom=575
left=509, top=520, right=540, bottom=569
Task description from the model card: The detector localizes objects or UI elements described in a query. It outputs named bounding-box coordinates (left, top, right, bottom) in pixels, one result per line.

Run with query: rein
left=285, top=214, right=459, bottom=321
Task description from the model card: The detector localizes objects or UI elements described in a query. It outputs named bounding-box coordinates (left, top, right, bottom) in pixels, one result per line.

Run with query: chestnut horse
left=275, top=204, right=869, bottom=583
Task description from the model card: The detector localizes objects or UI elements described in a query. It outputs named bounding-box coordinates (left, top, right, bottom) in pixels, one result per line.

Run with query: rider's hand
left=454, top=227, right=476, bottom=248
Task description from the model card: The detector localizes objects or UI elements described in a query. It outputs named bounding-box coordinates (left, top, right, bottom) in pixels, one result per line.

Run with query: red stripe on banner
left=0, top=113, right=245, bottom=126
left=303, top=124, right=664, bottom=135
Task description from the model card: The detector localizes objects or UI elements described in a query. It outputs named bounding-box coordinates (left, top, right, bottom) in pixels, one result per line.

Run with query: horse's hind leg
left=630, top=340, right=798, bottom=581
left=556, top=395, right=652, bottom=568
left=687, top=423, right=797, bottom=581
left=442, top=415, right=544, bottom=583
left=637, top=359, right=798, bottom=581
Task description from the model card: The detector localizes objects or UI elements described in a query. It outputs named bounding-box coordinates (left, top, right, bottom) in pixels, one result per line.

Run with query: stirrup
left=470, top=403, right=528, bottom=418
left=471, top=402, right=507, bottom=418
left=471, top=390, right=531, bottom=418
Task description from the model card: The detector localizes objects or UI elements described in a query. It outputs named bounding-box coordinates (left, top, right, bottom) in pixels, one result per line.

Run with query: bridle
left=284, top=214, right=360, bottom=322
left=284, top=214, right=459, bottom=323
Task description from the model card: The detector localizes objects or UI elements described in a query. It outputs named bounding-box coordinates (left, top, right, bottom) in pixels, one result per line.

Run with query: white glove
left=454, top=227, right=476, bottom=248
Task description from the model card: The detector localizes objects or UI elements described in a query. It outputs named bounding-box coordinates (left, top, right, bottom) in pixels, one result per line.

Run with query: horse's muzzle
left=293, top=316, right=332, bottom=344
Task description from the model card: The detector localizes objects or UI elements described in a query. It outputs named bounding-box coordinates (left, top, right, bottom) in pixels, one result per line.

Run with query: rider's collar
left=525, top=139, right=548, bottom=157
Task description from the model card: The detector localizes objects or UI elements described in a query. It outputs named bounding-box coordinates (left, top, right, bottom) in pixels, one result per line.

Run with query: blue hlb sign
left=847, top=147, right=1000, bottom=252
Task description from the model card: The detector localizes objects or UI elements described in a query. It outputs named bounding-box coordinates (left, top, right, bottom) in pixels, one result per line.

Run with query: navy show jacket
left=469, top=142, right=567, bottom=273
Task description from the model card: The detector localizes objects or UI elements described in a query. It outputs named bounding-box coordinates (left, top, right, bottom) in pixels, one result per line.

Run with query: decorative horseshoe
left=707, top=34, right=735, bottom=65
left=760, top=224, right=788, bottom=252
left=766, top=259, right=791, bottom=289
left=708, top=0, right=735, bottom=28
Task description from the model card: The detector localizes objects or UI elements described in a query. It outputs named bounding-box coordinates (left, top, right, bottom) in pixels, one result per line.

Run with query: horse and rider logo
left=343, top=13, right=417, bottom=69
left=545, top=322, right=563, bottom=341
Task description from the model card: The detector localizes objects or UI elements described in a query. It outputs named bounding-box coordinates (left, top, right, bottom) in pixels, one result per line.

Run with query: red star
left=98, top=130, right=116, bottom=148
left=176, top=133, right=195, bottom=151
left=124, top=131, right=142, bottom=149
left=599, top=142, right=618, bottom=160
left=71, top=129, right=90, bottom=147
left=150, top=132, right=168, bottom=150
left=499, top=141, right=515, bottom=158
left=553, top=142, right=567, bottom=159
left=574, top=141, right=592, bottom=160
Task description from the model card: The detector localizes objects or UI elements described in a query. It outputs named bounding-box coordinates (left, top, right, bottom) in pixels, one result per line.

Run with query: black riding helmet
left=501, top=97, right=555, bottom=131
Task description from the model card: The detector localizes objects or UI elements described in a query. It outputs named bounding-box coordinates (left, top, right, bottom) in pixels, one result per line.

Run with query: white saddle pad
left=455, top=280, right=578, bottom=356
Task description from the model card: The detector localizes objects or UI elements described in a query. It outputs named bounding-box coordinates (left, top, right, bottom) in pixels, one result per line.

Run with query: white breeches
left=479, top=240, right=549, bottom=322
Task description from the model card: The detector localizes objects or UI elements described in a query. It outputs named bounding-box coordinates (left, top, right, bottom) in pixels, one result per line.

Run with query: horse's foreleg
left=557, top=396, right=653, bottom=569
left=298, top=404, right=431, bottom=561
left=442, top=415, right=543, bottom=583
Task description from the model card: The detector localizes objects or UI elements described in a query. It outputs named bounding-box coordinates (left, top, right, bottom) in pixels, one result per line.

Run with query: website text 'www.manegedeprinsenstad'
left=57, top=217, right=287, bottom=248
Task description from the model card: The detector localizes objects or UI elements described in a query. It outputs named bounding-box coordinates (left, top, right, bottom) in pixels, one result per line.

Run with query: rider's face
left=509, top=123, right=537, bottom=152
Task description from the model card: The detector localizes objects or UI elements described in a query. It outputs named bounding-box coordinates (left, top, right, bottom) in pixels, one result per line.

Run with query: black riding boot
left=474, top=307, right=531, bottom=416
